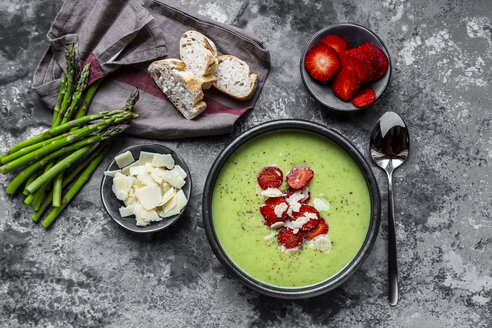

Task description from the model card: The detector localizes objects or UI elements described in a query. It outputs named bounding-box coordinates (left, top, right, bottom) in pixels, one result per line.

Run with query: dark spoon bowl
left=300, top=23, right=391, bottom=111
left=202, top=119, right=381, bottom=299
left=100, top=143, right=192, bottom=234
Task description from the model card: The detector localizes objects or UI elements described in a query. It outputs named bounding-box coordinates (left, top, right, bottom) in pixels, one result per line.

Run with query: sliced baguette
left=148, top=59, right=207, bottom=120
left=180, top=30, right=218, bottom=89
left=213, top=55, right=258, bottom=100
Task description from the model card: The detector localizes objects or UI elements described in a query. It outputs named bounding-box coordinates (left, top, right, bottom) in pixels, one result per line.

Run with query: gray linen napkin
left=33, top=0, right=270, bottom=139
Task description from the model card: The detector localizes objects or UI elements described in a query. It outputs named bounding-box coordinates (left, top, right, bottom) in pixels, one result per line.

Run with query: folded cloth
left=33, top=0, right=270, bottom=139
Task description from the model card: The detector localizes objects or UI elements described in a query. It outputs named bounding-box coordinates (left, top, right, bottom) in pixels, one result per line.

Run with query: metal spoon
left=370, top=111, right=410, bottom=306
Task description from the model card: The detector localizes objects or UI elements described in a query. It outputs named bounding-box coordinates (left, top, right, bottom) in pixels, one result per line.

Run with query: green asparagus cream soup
left=212, top=131, right=371, bottom=287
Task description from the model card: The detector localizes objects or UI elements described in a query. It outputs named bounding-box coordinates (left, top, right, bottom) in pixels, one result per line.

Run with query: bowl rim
left=202, top=119, right=381, bottom=299
left=299, top=22, right=392, bottom=112
left=100, top=143, right=192, bottom=234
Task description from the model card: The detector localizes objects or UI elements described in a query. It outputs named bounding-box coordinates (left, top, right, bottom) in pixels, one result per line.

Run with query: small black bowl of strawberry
left=300, top=23, right=391, bottom=111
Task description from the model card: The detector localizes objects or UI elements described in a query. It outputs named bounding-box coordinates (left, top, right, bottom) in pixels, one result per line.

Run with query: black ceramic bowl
left=300, top=23, right=391, bottom=111
left=101, top=144, right=192, bottom=233
left=202, top=120, right=380, bottom=299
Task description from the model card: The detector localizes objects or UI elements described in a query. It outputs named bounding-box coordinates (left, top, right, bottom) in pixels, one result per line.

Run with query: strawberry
left=286, top=167, right=314, bottom=190
left=257, top=166, right=283, bottom=190
left=304, top=218, right=329, bottom=241
left=260, top=197, right=288, bottom=226
left=340, top=48, right=374, bottom=85
left=304, top=44, right=340, bottom=82
left=351, top=88, right=376, bottom=108
left=359, top=42, right=388, bottom=80
left=277, top=228, right=303, bottom=250
left=286, top=187, right=310, bottom=204
left=332, top=65, right=360, bottom=101
left=320, top=35, right=350, bottom=54
left=289, top=205, right=320, bottom=232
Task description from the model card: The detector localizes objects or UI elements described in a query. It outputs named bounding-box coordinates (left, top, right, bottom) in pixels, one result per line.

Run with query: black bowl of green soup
left=202, top=120, right=380, bottom=299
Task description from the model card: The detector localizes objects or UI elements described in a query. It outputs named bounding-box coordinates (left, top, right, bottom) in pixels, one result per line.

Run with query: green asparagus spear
left=23, top=170, right=39, bottom=196
left=32, top=143, right=107, bottom=222
left=0, top=116, right=124, bottom=173
left=5, top=128, right=121, bottom=195
left=60, top=64, right=90, bottom=125
left=52, top=73, right=67, bottom=127
left=52, top=171, right=63, bottom=207
left=41, top=143, right=110, bottom=228
left=26, top=146, right=91, bottom=194
left=25, top=124, right=130, bottom=194
left=1, top=110, right=122, bottom=157
left=73, top=79, right=102, bottom=121
left=52, top=43, right=77, bottom=128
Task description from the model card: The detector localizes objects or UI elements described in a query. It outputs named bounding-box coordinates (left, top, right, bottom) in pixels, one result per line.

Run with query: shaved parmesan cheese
left=174, top=189, right=188, bottom=211
left=312, top=235, right=331, bottom=253
left=152, top=153, right=175, bottom=169
left=112, top=173, right=134, bottom=201
left=159, top=188, right=175, bottom=206
left=119, top=206, right=134, bottom=217
left=139, top=151, right=156, bottom=162
left=274, top=202, right=288, bottom=218
left=173, top=165, right=187, bottom=179
left=261, top=188, right=283, bottom=198
left=104, top=170, right=121, bottom=177
left=115, top=151, right=135, bottom=168
left=129, top=165, right=146, bottom=176
left=136, top=172, right=155, bottom=186
left=263, top=232, right=276, bottom=240
left=270, top=221, right=284, bottom=229
left=160, top=170, right=185, bottom=189
left=135, top=184, right=162, bottom=210
left=304, top=212, right=318, bottom=220
left=111, top=150, right=188, bottom=226
left=314, top=198, right=330, bottom=212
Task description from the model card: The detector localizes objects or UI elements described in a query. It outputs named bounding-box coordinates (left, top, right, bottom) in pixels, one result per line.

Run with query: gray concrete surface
left=0, top=0, right=491, bottom=327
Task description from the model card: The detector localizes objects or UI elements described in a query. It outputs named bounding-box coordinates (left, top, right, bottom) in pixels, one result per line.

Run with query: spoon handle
left=387, top=171, right=399, bottom=306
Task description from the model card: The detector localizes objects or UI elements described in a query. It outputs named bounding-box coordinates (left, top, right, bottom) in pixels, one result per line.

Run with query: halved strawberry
left=289, top=205, right=320, bottom=232
left=332, top=65, right=360, bottom=101
left=304, top=44, right=340, bottom=82
left=277, top=227, right=303, bottom=250
left=257, top=166, right=283, bottom=190
left=340, top=48, right=374, bottom=85
left=320, top=35, right=349, bottom=54
left=260, top=197, right=288, bottom=226
left=359, top=42, right=388, bottom=80
left=286, top=167, right=314, bottom=190
left=286, top=187, right=310, bottom=204
left=351, top=88, right=376, bottom=108
left=304, top=218, right=329, bottom=241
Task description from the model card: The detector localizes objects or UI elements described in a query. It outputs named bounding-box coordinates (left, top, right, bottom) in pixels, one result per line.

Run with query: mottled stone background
left=0, top=0, right=490, bottom=327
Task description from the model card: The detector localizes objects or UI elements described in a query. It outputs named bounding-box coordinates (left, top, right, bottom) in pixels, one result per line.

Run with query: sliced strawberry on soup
left=359, top=42, right=389, bottom=80
left=260, top=197, right=288, bottom=226
left=332, top=65, right=360, bottom=101
left=257, top=166, right=283, bottom=190
left=340, top=48, right=374, bottom=85
left=286, top=167, right=314, bottom=190
left=351, top=88, right=376, bottom=108
left=289, top=204, right=320, bottom=232
left=304, top=218, right=329, bottom=241
left=320, top=35, right=349, bottom=54
left=304, top=43, right=341, bottom=82
left=286, top=187, right=310, bottom=204
left=277, top=227, right=303, bottom=250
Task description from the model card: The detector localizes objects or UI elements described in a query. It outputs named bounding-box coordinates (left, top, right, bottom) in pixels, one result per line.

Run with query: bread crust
left=212, top=55, right=258, bottom=100
left=148, top=59, right=207, bottom=120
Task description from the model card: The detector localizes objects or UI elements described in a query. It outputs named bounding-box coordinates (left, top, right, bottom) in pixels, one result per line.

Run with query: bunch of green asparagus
left=0, top=43, right=139, bottom=228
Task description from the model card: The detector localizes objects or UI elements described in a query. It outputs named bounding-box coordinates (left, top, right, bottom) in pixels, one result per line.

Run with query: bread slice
left=148, top=59, right=207, bottom=120
left=180, top=31, right=218, bottom=89
left=213, top=55, right=258, bottom=100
